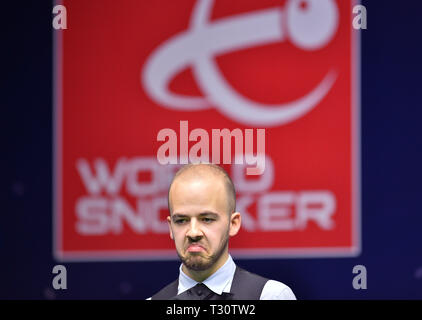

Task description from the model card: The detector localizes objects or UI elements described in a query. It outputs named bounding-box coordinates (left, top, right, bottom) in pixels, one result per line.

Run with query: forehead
left=169, top=174, right=228, bottom=215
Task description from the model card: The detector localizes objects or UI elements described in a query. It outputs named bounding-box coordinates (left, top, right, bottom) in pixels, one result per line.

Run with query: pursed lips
left=186, top=243, right=206, bottom=253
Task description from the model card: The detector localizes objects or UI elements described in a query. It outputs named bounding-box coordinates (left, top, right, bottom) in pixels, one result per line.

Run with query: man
left=150, top=163, right=296, bottom=300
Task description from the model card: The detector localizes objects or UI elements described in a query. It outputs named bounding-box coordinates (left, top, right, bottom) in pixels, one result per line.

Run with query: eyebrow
left=172, top=212, right=219, bottom=220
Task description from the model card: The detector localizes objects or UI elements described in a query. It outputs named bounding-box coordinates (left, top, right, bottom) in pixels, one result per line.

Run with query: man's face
left=167, top=174, right=238, bottom=272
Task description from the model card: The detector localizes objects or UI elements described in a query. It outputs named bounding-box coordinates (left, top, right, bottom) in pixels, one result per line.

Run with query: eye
left=201, top=217, right=215, bottom=223
left=174, top=218, right=188, bottom=225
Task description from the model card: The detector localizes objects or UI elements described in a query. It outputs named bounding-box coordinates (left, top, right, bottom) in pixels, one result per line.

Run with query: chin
left=185, top=261, right=212, bottom=272
left=183, top=255, right=212, bottom=271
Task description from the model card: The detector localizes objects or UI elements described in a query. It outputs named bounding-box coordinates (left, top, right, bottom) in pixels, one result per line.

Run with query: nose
left=186, top=218, right=203, bottom=240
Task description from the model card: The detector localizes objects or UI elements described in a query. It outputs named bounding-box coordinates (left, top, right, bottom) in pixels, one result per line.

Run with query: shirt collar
left=178, top=255, right=236, bottom=295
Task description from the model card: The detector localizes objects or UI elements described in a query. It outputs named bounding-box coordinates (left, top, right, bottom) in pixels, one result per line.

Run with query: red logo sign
left=54, top=0, right=360, bottom=261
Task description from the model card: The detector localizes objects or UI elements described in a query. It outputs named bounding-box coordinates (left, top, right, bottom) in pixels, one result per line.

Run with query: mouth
left=186, top=244, right=206, bottom=253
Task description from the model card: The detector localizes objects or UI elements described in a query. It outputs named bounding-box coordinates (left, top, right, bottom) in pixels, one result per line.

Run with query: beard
left=177, top=231, right=230, bottom=272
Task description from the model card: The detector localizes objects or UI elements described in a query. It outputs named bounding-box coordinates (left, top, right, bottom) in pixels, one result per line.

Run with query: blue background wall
left=2, top=0, right=422, bottom=299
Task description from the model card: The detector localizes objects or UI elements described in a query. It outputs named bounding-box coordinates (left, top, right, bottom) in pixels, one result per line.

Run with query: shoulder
left=260, top=280, right=297, bottom=300
left=150, top=279, right=179, bottom=300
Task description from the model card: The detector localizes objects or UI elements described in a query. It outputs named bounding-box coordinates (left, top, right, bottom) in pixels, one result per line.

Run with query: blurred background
left=2, top=0, right=422, bottom=299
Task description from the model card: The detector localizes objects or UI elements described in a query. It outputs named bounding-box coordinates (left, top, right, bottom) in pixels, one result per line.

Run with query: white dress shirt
left=149, top=255, right=296, bottom=300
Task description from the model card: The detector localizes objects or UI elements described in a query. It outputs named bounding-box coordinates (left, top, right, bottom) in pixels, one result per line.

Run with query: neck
left=183, top=251, right=229, bottom=283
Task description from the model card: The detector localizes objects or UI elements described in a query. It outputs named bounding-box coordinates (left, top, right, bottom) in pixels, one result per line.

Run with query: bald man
left=150, top=164, right=296, bottom=300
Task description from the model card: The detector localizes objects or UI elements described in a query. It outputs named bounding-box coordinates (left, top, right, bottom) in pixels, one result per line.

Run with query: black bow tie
left=171, top=283, right=234, bottom=300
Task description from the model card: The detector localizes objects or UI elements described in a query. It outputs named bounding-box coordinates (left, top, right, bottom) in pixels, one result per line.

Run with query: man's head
left=167, top=164, right=241, bottom=278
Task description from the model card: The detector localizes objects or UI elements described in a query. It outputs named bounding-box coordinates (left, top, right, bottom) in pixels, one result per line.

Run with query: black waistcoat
left=151, top=267, right=269, bottom=300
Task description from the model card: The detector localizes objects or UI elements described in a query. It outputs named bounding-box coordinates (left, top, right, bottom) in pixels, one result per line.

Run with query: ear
left=229, top=212, right=241, bottom=237
left=167, top=216, right=174, bottom=240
